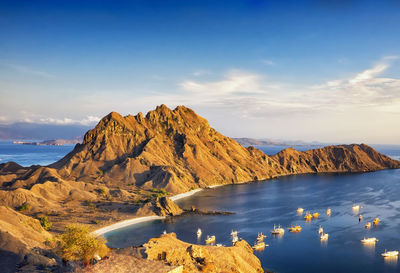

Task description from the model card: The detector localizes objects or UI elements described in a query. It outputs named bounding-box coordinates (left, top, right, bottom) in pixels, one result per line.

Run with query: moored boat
left=271, top=224, right=285, bottom=235
left=373, top=218, right=380, bottom=225
left=252, top=241, right=268, bottom=250
left=205, top=235, right=216, bottom=244
left=304, top=212, right=312, bottom=221
left=312, top=212, right=320, bottom=218
left=320, top=233, right=329, bottom=240
left=326, top=208, right=331, bottom=216
left=297, top=207, right=304, bottom=214
left=197, top=228, right=202, bottom=237
left=256, top=232, right=267, bottom=242
left=352, top=204, right=360, bottom=211
left=231, top=230, right=238, bottom=237
left=382, top=250, right=399, bottom=258
left=361, top=237, right=378, bottom=244
left=318, top=226, right=323, bottom=234
left=365, top=222, right=371, bottom=229
left=288, top=225, right=302, bottom=232
left=232, top=235, right=239, bottom=244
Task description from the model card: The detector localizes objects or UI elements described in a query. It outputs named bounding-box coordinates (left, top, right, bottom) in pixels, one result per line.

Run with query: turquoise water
left=104, top=146, right=400, bottom=273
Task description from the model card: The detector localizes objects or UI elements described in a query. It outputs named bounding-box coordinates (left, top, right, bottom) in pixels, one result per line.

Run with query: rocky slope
left=145, top=233, right=263, bottom=273
left=47, top=105, right=399, bottom=194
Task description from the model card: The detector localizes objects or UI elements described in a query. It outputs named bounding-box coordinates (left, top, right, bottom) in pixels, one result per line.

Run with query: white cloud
left=36, top=116, right=100, bottom=125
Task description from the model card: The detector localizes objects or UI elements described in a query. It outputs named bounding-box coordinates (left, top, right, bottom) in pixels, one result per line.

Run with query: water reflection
left=383, top=256, right=398, bottom=266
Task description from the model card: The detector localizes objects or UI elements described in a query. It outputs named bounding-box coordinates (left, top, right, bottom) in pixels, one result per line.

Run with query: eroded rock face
left=153, top=197, right=184, bottom=216
left=144, top=233, right=263, bottom=273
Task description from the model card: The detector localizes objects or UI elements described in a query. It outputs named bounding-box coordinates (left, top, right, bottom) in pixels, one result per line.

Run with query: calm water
left=105, top=145, right=400, bottom=273
left=0, top=141, right=75, bottom=166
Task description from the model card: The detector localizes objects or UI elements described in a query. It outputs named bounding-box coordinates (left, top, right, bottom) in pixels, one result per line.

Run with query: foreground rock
left=145, top=233, right=263, bottom=273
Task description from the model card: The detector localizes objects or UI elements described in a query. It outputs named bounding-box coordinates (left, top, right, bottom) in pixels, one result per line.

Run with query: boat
left=318, top=226, right=323, bottom=234
left=381, top=250, right=399, bottom=257
left=271, top=224, right=285, bottom=235
left=365, top=222, right=371, bottom=229
left=205, top=235, right=216, bottom=244
left=361, top=237, right=378, bottom=244
left=373, top=218, right=380, bottom=225
left=216, top=244, right=223, bottom=247
left=312, top=212, right=320, bottom=218
left=297, top=207, right=304, bottom=214
left=352, top=204, right=360, bottom=211
left=163, top=230, right=167, bottom=234
left=288, top=225, right=302, bottom=232
left=252, top=241, right=268, bottom=250
left=320, top=233, right=329, bottom=240
left=232, top=235, right=239, bottom=244
left=230, top=230, right=238, bottom=237
left=197, top=228, right=202, bottom=237
left=326, top=208, right=331, bottom=216
left=359, top=214, right=363, bottom=222
left=304, top=212, right=312, bottom=221
left=256, top=232, right=267, bottom=242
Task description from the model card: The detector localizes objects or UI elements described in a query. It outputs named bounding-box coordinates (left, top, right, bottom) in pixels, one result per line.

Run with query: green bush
left=40, top=216, right=52, bottom=231
left=17, top=202, right=31, bottom=211
left=57, top=224, right=109, bottom=265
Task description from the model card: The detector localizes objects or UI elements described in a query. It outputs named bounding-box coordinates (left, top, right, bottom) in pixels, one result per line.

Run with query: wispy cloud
left=2, top=64, right=54, bottom=78
left=34, top=116, right=100, bottom=125
left=174, top=56, right=400, bottom=117
left=260, top=59, right=276, bottom=66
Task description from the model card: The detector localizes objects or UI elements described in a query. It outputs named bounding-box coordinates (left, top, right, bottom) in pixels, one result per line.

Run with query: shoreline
left=93, top=188, right=204, bottom=236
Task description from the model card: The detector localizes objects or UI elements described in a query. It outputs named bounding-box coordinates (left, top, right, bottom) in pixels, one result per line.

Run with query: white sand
left=93, top=188, right=203, bottom=236
left=93, top=216, right=166, bottom=236
left=169, top=188, right=203, bottom=201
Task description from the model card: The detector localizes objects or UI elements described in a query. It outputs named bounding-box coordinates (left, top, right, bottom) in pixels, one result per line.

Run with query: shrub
left=57, top=224, right=109, bottom=265
left=40, top=216, right=52, bottom=230
left=17, top=202, right=31, bottom=211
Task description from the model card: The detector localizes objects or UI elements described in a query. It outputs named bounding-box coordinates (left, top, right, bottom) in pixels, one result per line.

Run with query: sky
left=0, top=0, right=400, bottom=144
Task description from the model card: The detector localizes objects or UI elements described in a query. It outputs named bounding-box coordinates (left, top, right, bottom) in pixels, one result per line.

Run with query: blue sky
left=1, top=0, right=400, bottom=144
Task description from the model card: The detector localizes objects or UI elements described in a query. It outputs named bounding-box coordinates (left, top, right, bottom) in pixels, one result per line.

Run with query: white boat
left=361, top=237, right=378, bottom=244
left=318, top=226, right=324, bottom=234
left=232, top=235, right=239, bottom=244
left=359, top=214, right=363, bottom=221
left=216, top=243, right=223, bottom=247
left=320, top=233, right=329, bottom=240
left=271, top=225, right=285, bottom=235
left=231, top=230, right=238, bottom=237
left=205, top=235, right=215, bottom=244
left=352, top=204, right=360, bottom=211
left=163, top=230, right=167, bottom=234
left=197, top=228, right=202, bottom=237
left=326, top=208, right=331, bottom=216
left=365, top=222, right=371, bottom=229
left=382, top=250, right=399, bottom=257
left=297, top=207, right=304, bottom=214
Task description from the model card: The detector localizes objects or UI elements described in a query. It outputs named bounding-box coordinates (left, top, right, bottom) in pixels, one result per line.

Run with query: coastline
left=93, top=188, right=204, bottom=236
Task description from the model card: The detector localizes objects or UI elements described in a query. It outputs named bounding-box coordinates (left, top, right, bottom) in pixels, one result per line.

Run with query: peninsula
left=0, top=105, right=399, bottom=272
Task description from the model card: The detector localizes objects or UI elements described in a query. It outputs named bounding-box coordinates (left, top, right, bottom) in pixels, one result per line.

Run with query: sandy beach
left=93, top=188, right=204, bottom=236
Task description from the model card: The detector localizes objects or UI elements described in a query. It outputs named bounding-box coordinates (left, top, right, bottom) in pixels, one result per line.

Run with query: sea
left=1, top=140, right=400, bottom=273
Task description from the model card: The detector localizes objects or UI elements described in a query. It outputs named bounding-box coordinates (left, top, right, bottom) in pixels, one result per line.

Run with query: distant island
left=233, top=137, right=325, bottom=147
left=13, top=137, right=82, bottom=146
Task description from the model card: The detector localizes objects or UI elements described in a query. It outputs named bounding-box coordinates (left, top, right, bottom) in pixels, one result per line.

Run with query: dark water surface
left=106, top=169, right=400, bottom=273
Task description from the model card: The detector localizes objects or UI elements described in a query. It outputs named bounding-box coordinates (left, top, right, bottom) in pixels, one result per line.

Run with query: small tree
left=58, top=224, right=109, bottom=265
left=40, top=216, right=52, bottom=230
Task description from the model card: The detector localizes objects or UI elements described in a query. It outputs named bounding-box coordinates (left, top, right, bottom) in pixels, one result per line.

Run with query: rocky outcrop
left=153, top=197, right=184, bottom=216
left=145, top=233, right=263, bottom=273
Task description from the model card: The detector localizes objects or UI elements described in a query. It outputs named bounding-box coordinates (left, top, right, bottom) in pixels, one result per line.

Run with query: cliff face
left=145, top=233, right=263, bottom=273
left=51, top=105, right=284, bottom=194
